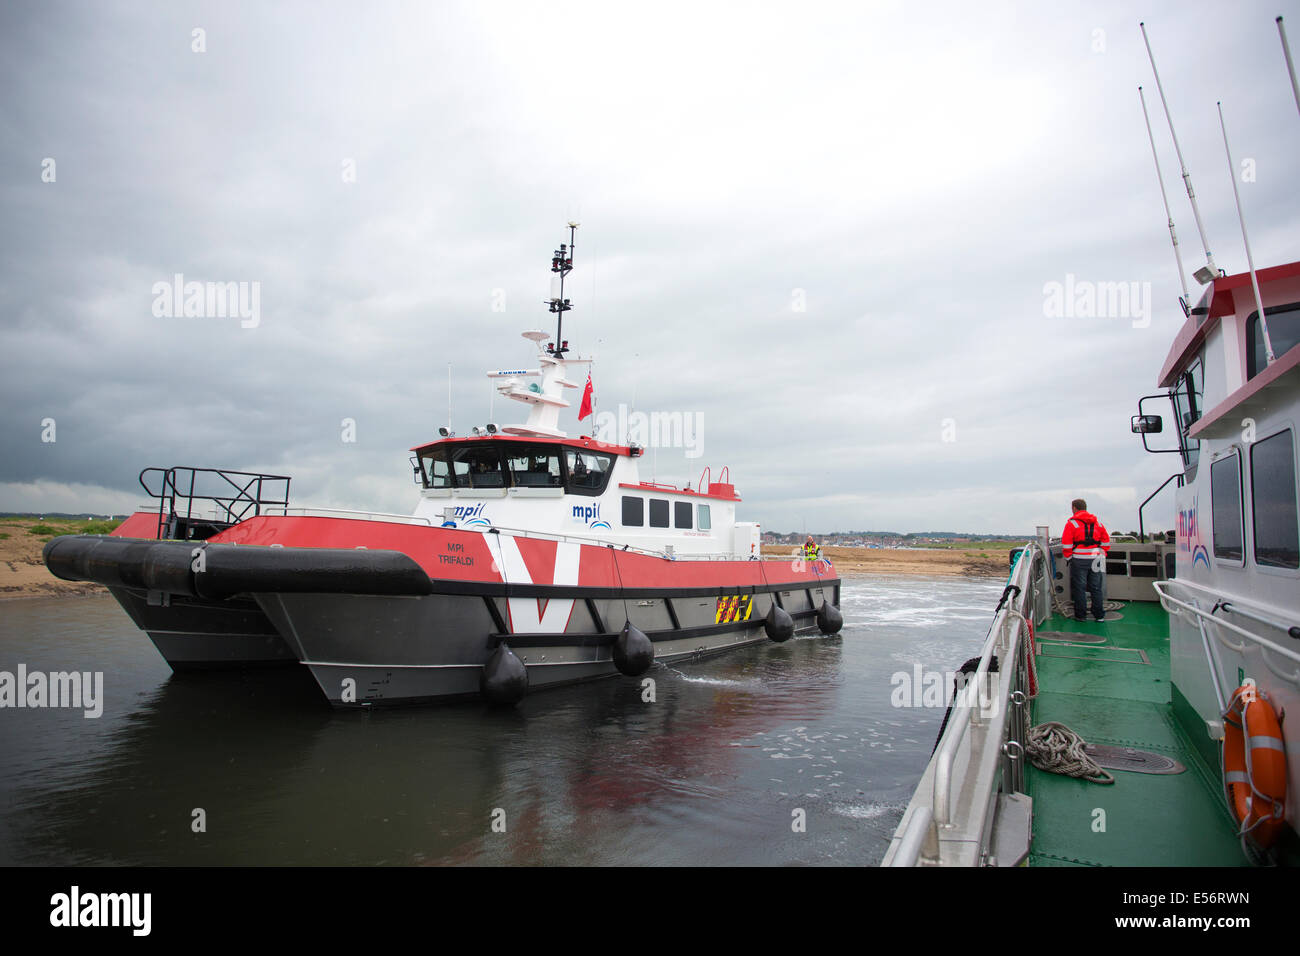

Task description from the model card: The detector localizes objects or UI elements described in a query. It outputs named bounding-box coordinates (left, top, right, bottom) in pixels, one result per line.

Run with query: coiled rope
left=1026, top=721, right=1115, bottom=784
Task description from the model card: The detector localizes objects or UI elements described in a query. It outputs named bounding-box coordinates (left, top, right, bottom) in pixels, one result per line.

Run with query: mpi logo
left=1177, top=495, right=1210, bottom=569
left=572, top=503, right=611, bottom=530
left=443, top=502, right=489, bottom=528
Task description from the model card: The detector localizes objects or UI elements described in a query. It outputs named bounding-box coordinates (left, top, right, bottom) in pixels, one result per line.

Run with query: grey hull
left=256, top=583, right=838, bottom=706
left=108, top=586, right=298, bottom=669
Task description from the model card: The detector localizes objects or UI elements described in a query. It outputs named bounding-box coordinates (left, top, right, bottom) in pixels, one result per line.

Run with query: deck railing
left=1153, top=579, right=1300, bottom=687
left=139, top=466, right=291, bottom=540
left=884, top=540, right=1048, bottom=866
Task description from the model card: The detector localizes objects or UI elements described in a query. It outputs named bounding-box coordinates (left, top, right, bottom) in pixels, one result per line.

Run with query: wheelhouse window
left=418, top=446, right=453, bottom=489
left=564, top=448, right=615, bottom=496
left=1251, top=429, right=1299, bottom=570
left=449, top=444, right=506, bottom=488
left=649, top=499, right=669, bottom=528
left=674, top=501, right=692, bottom=529
left=698, top=504, right=711, bottom=530
left=622, top=496, right=644, bottom=527
left=1247, top=303, right=1300, bottom=380
left=1210, top=451, right=1243, bottom=563
left=504, top=444, right=562, bottom=488
left=1170, top=358, right=1203, bottom=469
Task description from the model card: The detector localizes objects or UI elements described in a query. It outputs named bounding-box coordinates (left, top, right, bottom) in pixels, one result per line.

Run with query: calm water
left=0, top=574, right=1003, bottom=866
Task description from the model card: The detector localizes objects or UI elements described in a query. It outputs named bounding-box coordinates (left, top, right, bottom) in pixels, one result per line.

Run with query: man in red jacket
left=1062, top=498, right=1111, bottom=622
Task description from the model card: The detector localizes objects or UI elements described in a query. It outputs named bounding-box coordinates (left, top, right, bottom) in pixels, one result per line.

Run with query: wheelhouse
left=414, top=437, right=621, bottom=497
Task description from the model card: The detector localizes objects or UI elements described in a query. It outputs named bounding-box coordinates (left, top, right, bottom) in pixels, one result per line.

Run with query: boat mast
left=1139, top=85, right=1191, bottom=309
left=1140, top=22, right=1219, bottom=283
left=548, top=222, right=578, bottom=356
left=1217, top=101, right=1276, bottom=366
left=1279, top=17, right=1300, bottom=119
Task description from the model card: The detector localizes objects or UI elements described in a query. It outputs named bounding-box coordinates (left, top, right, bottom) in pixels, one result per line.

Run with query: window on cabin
left=1247, top=303, right=1300, bottom=380
left=698, top=504, right=711, bottom=530
left=448, top=445, right=506, bottom=489
left=622, top=496, right=644, bottom=527
left=418, top=447, right=453, bottom=489
left=674, top=501, right=692, bottom=529
left=504, top=444, right=562, bottom=488
left=1170, top=358, right=1203, bottom=469
left=564, top=448, right=614, bottom=496
left=1210, top=451, right=1243, bottom=563
left=649, top=499, right=669, bottom=528
left=1251, top=429, right=1299, bottom=570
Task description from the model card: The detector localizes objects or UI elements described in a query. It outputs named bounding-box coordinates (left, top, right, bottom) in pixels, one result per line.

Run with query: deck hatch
left=1083, top=744, right=1185, bottom=774
left=1036, top=644, right=1150, bottom=664
left=1034, top=630, right=1106, bottom=644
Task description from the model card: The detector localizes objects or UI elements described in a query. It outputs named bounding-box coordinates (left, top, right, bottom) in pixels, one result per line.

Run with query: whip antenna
left=1280, top=17, right=1300, bottom=119
left=1218, top=101, right=1276, bottom=366
left=1139, top=86, right=1191, bottom=310
left=1140, top=22, right=1219, bottom=283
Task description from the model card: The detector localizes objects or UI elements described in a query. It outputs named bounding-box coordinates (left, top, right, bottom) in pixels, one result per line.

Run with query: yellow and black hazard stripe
left=714, top=594, right=754, bottom=623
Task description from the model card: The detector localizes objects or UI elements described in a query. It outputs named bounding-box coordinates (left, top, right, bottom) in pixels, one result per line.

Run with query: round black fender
left=764, top=601, right=794, bottom=643
left=816, top=600, right=844, bottom=635
left=480, top=642, right=528, bottom=706
left=613, top=621, right=654, bottom=676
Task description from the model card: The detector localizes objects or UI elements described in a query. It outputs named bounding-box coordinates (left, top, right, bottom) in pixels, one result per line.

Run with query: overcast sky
left=3, top=1, right=1299, bottom=535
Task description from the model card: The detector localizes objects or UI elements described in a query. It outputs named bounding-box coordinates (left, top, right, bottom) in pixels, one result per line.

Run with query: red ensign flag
left=578, top=371, right=593, bottom=420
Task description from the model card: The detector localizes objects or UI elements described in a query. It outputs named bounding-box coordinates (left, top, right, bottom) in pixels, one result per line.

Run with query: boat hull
left=256, top=583, right=835, bottom=706
left=107, top=586, right=298, bottom=669
left=44, top=522, right=843, bottom=703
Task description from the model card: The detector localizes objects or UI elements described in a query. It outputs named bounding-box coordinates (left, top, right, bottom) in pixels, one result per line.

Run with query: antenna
left=1139, top=86, right=1191, bottom=309
left=447, top=363, right=452, bottom=433
left=1280, top=17, right=1300, bottom=119
left=1140, top=22, right=1219, bottom=283
left=1218, top=101, right=1276, bottom=367
left=547, top=222, right=579, bottom=356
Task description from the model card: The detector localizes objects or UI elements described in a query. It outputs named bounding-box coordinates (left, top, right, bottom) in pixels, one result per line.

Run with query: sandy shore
left=1, top=522, right=1012, bottom=600
left=778, top=545, right=1012, bottom=578
left=0, top=519, right=107, bottom=600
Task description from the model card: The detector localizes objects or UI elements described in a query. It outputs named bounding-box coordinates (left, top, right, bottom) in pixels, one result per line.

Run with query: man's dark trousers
left=1069, top=557, right=1105, bottom=620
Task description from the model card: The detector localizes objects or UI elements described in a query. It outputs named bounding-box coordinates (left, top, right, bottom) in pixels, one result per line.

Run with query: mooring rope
left=1026, top=721, right=1115, bottom=784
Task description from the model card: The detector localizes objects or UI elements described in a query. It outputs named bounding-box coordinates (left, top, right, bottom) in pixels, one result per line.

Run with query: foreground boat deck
left=1027, top=601, right=1247, bottom=867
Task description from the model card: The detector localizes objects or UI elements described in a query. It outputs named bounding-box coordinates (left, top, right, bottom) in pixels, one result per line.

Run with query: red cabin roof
left=411, top=434, right=636, bottom=457
left=1158, top=260, right=1300, bottom=388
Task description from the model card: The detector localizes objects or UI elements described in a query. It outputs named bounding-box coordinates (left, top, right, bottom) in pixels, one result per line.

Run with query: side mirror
left=1131, top=414, right=1163, bottom=434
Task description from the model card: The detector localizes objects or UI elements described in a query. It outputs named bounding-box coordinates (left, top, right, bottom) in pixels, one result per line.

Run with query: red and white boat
left=46, top=226, right=843, bottom=706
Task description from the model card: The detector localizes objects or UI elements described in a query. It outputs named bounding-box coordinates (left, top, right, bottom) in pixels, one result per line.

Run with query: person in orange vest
left=1062, top=498, right=1111, bottom=622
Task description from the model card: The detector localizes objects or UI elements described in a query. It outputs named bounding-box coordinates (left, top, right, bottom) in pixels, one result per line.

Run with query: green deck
left=1026, top=600, right=1249, bottom=867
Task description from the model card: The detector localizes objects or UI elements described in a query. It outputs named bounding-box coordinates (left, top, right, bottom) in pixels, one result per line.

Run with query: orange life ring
left=1222, top=683, right=1288, bottom=848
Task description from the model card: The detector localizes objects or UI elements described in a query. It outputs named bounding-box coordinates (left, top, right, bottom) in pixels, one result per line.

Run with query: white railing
left=261, top=506, right=434, bottom=526
left=1153, top=579, right=1300, bottom=685
left=885, top=541, right=1043, bottom=867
